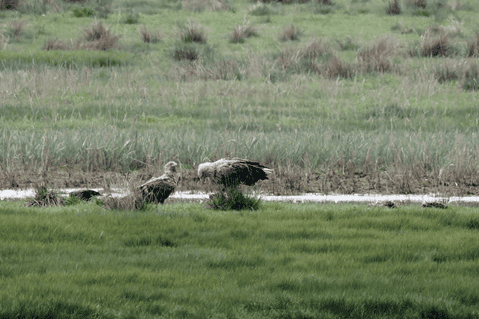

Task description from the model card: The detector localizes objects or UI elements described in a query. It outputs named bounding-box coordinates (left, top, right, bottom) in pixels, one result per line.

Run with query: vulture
left=138, top=161, right=178, bottom=205
left=197, top=158, right=273, bottom=189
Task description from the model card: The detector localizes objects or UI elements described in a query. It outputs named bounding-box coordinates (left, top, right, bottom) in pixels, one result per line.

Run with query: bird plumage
left=198, top=158, right=272, bottom=188
left=139, top=161, right=178, bottom=204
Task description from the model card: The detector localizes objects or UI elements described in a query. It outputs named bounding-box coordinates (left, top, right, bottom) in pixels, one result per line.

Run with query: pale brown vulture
left=197, top=158, right=272, bottom=188
left=138, top=161, right=178, bottom=204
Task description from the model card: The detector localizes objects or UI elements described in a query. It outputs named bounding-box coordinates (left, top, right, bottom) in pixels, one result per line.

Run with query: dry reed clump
left=421, top=31, right=449, bottom=57
left=391, top=21, right=416, bottom=34
left=433, top=58, right=463, bottom=83
left=0, top=0, right=19, bottom=10
left=24, top=185, right=65, bottom=207
left=335, top=36, right=360, bottom=51
left=357, top=37, right=396, bottom=73
left=273, top=46, right=309, bottom=74
left=405, top=0, right=426, bottom=8
left=301, top=37, right=330, bottom=59
left=272, top=38, right=334, bottom=76
left=102, top=193, right=147, bottom=211
left=101, top=174, right=149, bottom=210
left=279, top=24, right=301, bottom=42
left=169, top=58, right=244, bottom=81
left=468, top=32, right=479, bottom=57
left=43, top=38, right=72, bottom=50
left=72, top=6, right=94, bottom=18
left=182, top=0, right=227, bottom=12
left=171, top=44, right=199, bottom=61
left=177, top=20, right=208, bottom=44
left=230, top=22, right=258, bottom=44
left=249, top=2, right=273, bottom=16
left=82, top=21, right=121, bottom=51
left=386, top=0, right=401, bottom=15
left=326, top=54, right=353, bottom=79
left=139, top=25, right=161, bottom=44
left=463, top=62, right=479, bottom=91
left=208, top=59, right=244, bottom=80
left=122, top=10, right=139, bottom=24
left=0, top=30, right=9, bottom=50
left=8, top=19, right=28, bottom=42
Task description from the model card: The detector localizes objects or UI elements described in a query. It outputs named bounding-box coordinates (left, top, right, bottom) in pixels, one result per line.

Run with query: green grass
left=0, top=50, right=134, bottom=68
left=1, top=201, right=479, bottom=318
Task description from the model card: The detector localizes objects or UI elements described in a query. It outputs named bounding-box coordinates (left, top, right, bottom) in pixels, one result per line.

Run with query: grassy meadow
left=0, top=0, right=479, bottom=194
left=1, top=200, right=479, bottom=318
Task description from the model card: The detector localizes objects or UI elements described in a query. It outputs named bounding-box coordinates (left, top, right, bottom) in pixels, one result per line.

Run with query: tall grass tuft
left=182, top=0, right=227, bottom=12
left=326, top=54, right=353, bottom=79
left=72, top=5, right=94, bottom=18
left=467, top=32, right=479, bottom=57
left=205, top=188, right=261, bottom=210
left=139, top=25, right=161, bottom=44
left=313, top=0, right=335, bottom=14
left=421, top=31, right=449, bottom=57
left=335, top=36, right=360, bottom=51
left=357, top=37, right=396, bottom=73
left=272, top=38, right=332, bottom=76
left=122, top=9, right=140, bottom=24
left=462, top=62, right=479, bottom=91
left=386, top=0, right=401, bottom=15
left=249, top=2, right=273, bottom=16
left=230, top=21, right=258, bottom=44
left=0, top=0, right=20, bottom=10
left=433, top=59, right=461, bottom=83
left=24, top=185, right=65, bottom=207
left=177, top=20, right=208, bottom=44
left=171, top=43, right=199, bottom=61
left=279, top=24, right=302, bottom=42
left=43, top=38, right=73, bottom=50
left=8, top=19, right=28, bottom=42
left=0, top=29, right=9, bottom=50
left=82, top=21, right=121, bottom=51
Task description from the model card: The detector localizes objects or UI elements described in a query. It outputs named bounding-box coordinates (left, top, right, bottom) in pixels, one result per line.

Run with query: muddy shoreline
left=2, top=169, right=479, bottom=206
left=2, top=168, right=479, bottom=198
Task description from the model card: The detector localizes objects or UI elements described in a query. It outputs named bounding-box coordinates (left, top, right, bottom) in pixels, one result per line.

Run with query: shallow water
left=1, top=188, right=479, bottom=206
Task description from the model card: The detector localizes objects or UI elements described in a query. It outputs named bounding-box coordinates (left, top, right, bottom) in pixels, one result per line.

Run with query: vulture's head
left=164, top=161, right=178, bottom=174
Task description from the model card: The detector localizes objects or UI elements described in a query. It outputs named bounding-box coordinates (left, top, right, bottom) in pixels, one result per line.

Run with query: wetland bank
left=1, top=0, right=479, bottom=317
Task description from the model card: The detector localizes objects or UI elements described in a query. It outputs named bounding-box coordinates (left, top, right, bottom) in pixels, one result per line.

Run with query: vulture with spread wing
left=138, top=161, right=178, bottom=204
left=198, top=158, right=272, bottom=188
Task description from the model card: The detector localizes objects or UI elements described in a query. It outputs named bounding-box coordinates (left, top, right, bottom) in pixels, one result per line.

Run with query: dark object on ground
left=138, top=161, right=178, bottom=205
left=198, top=158, right=273, bottom=188
left=384, top=200, right=397, bottom=208
left=367, top=200, right=397, bottom=208
left=69, top=189, right=101, bottom=201
left=422, top=202, right=448, bottom=209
